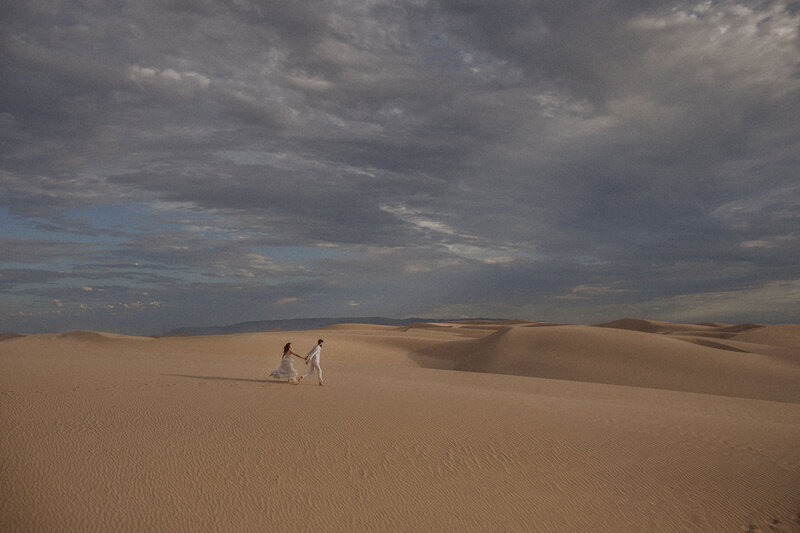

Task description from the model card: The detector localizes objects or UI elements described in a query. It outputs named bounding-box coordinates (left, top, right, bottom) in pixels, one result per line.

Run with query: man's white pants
left=302, top=360, right=323, bottom=383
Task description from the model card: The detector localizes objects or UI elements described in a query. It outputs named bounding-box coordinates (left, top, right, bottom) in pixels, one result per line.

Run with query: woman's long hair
left=283, top=342, right=291, bottom=355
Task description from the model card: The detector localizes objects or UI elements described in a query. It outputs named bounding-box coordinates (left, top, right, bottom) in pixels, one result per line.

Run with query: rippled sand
left=2, top=320, right=799, bottom=532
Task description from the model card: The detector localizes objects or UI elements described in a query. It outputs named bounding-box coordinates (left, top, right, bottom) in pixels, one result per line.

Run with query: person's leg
left=316, top=362, right=323, bottom=385
left=299, top=361, right=315, bottom=381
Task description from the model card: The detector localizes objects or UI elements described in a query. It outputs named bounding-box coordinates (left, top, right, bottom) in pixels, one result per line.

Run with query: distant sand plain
left=2, top=319, right=799, bottom=532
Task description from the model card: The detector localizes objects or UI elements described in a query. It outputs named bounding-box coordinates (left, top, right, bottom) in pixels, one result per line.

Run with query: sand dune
left=413, top=323, right=800, bottom=403
left=594, top=317, right=717, bottom=334
left=2, top=320, right=799, bottom=532
left=733, top=324, right=800, bottom=347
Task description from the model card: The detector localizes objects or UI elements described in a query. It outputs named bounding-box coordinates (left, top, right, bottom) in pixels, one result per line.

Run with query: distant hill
left=163, top=316, right=504, bottom=337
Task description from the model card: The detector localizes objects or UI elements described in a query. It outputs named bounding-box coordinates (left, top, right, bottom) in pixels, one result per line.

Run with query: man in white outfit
left=297, top=339, right=324, bottom=386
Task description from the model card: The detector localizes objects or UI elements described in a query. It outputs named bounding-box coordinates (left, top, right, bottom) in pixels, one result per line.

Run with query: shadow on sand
left=163, top=373, right=286, bottom=385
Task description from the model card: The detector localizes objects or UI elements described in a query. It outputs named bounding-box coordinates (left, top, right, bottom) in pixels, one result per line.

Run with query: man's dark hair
left=318, top=339, right=324, bottom=344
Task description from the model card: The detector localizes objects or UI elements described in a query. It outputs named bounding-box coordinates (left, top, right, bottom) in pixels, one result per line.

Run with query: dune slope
left=413, top=324, right=800, bottom=403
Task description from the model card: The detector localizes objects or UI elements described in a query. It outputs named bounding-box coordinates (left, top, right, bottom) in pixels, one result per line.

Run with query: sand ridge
left=412, top=323, right=800, bottom=403
left=2, top=320, right=799, bottom=532
left=733, top=324, right=800, bottom=347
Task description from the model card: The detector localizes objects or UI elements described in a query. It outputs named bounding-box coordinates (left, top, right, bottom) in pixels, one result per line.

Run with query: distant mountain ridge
left=163, top=316, right=504, bottom=336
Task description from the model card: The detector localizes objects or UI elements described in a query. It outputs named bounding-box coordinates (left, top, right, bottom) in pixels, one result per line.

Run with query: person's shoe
left=319, top=381, right=325, bottom=386
left=288, top=378, right=298, bottom=385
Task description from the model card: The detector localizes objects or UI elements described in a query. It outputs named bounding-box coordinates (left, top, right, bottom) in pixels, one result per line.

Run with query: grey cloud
left=116, top=232, right=312, bottom=280
left=0, top=236, right=99, bottom=263
left=2, top=0, right=799, bottom=333
left=0, top=268, right=74, bottom=288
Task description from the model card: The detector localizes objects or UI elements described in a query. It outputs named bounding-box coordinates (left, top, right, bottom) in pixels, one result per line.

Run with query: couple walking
left=269, top=339, right=324, bottom=386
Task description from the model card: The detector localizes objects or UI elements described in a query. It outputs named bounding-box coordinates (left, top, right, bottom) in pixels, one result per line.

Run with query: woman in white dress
left=269, top=342, right=306, bottom=383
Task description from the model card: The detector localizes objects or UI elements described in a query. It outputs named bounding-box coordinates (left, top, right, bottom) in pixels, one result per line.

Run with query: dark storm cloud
left=2, top=0, right=799, bottom=333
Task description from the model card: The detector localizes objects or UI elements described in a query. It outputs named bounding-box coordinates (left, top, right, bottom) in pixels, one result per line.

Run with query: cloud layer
left=2, top=0, right=799, bottom=334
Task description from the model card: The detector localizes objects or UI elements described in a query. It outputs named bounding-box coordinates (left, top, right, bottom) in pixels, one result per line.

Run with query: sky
left=1, top=0, right=799, bottom=335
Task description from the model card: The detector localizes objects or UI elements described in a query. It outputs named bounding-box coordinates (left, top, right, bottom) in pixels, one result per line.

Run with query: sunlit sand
left=2, top=320, right=799, bottom=532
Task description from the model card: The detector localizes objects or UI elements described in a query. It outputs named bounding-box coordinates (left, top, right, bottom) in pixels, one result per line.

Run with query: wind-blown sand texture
left=2, top=320, right=799, bottom=532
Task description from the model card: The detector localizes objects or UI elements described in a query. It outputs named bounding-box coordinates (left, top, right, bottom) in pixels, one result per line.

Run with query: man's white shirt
left=307, top=345, right=322, bottom=363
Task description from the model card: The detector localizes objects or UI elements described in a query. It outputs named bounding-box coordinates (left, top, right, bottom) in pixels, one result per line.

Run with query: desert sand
left=2, top=319, right=799, bottom=532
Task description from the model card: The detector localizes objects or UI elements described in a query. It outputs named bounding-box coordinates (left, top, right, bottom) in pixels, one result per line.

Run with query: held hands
left=305, top=356, right=309, bottom=365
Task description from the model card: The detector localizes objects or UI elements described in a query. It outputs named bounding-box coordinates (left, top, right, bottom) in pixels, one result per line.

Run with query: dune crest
left=733, top=324, right=800, bottom=347
left=593, top=317, right=727, bottom=334
left=57, top=330, right=113, bottom=341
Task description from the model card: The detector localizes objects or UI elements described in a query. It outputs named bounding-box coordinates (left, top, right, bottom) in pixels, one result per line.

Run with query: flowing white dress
left=269, top=354, right=298, bottom=380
